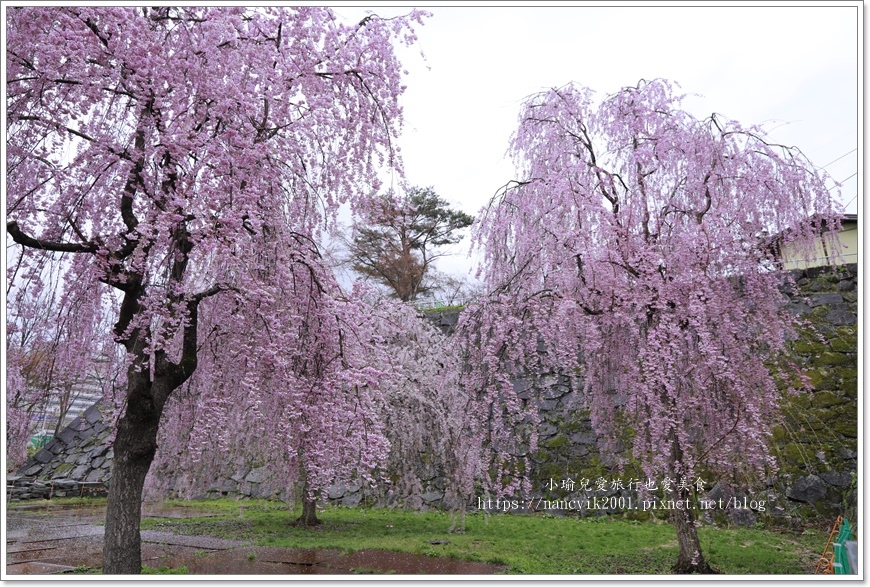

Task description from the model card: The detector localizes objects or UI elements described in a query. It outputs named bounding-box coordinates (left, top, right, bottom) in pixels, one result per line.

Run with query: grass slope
left=139, top=499, right=824, bottom=574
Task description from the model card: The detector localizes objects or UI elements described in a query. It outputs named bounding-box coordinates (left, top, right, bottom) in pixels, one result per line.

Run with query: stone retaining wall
left=11, top=266, right=857, bottom=527
left=518, top=264, right=858, bottom=528
left=8, top=404, right=113, bottom=501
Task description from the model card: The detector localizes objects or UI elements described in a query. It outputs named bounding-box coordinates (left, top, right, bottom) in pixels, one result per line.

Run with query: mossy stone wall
left=519, top=264, right=857, bottom=527
left=10, top=266, right=856, bottom=528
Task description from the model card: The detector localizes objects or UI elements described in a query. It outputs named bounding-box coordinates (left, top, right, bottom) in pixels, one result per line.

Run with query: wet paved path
left=5, top=503, right=505, bottom=575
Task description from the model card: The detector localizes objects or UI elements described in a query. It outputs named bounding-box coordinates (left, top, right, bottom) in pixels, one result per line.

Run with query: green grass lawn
left=139, top=499, right=825, bottom=574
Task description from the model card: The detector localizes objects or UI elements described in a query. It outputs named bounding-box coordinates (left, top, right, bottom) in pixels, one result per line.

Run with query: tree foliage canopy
left=148, top=291, right=478, bottom=517
left=349, top=186, right=473, bottom=301
left=6, top=5, right=424, bottom=571
left=464, top=79, right=840, bottom=572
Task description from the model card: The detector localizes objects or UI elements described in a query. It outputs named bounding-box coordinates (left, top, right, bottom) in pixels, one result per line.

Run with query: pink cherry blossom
left=465, top=79, right=840, bottom=573
left=7, top=6, right=425, bottom=572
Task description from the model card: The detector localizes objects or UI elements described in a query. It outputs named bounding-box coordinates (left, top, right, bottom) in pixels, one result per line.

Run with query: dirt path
left=5, top=502, right=504, bottom=575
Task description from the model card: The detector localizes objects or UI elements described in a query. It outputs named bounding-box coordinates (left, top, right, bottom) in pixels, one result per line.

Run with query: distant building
left=29, top=357, right=111, bottom=443
left=774, top=213, right=858, bottom=270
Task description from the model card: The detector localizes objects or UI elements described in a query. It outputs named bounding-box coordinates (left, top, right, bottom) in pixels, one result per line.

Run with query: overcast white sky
left=335, top=3, right=861, bottom=282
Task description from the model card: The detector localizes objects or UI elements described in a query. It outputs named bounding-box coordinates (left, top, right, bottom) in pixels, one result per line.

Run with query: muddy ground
left=5, top=502, right=505, bottom=576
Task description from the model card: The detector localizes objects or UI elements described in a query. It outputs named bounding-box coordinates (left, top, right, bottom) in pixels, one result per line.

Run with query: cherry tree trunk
left=102, top=377, right=164, bottom=574
left=294, top=459, right=321, bottom=527
left=670, top=494, right=713, bottom=574
left=666, top=433, right=714, bottom=573
left=297, top=494, right=321, bottom=527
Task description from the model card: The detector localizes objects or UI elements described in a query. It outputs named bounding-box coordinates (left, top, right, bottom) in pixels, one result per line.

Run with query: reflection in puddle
left=7, top=504, right=506, bottom=575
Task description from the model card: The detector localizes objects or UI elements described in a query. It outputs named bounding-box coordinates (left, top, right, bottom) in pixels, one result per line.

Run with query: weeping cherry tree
left=467, top=79, right=840, bottom=573
left=7, top=6, right=424, bottom=573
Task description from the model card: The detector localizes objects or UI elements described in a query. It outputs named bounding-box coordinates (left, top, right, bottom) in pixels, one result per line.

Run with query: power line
left=822, top=148, right=857, bottom=169
left=839, top=172, right=858, bottom=183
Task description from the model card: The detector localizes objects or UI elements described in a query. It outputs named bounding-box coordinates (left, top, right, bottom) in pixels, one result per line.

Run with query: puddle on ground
left=6, top=561, right=76, bottom=574
left=136, top=546, right=504, bottom=575
left=340, top=549, right=505, bottom=574
left=7, top=541, right=505, bottom=575
left=5, top=535, right=104, bottom=572
left=6, top=504, right=506, bottom=575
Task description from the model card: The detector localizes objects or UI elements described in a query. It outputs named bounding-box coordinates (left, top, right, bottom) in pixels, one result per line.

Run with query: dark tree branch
left=7, top=221, right=98, bottom=253
left=112, top=274, right=145, bottom=348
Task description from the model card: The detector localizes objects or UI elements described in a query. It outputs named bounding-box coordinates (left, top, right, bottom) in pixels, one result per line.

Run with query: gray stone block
left=245, top=466, right=269, bottom=484
left=809, top=293, right=844, bottom=307
left=23, top=464, right=44, bottom=477
left=570, top=445, right=590, bottom=458
left=839, top=448, right=857, bottom=460
left=84, top=404, right=102, bottom=424
left=439, top=312, right=459, bottom=327
left=56, top=427, right=76, bottom=445
left=787, top=302, right=811, bottom=316
left=539, top=423, right=558, bottom=438
left=85, top=470, right=104, bottom=483
left=512, top=379, right=532, bottom=399
left=70, top=465, right=90, bottom=480
left=542, top=384, right=570, bottom=400
left=705, top=482, right=725, bottom=502
left=536, top=398, right=559, bottom=411
left=827, top=309, right=857, bottom=325
left=33, top=449, right=54, bottom=464
left=820, top=471, right=853, bottom=487
left=342, top=492, right=363, bottom=507
left=729, top=507, right=757, bottom=527
left=571, top=432, right=597, bottom=446
left=787, top=474, right=828, bottom=503
left=421, top=490, right=444, bottom=504
left=89, top=445, right=108, bottom=459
